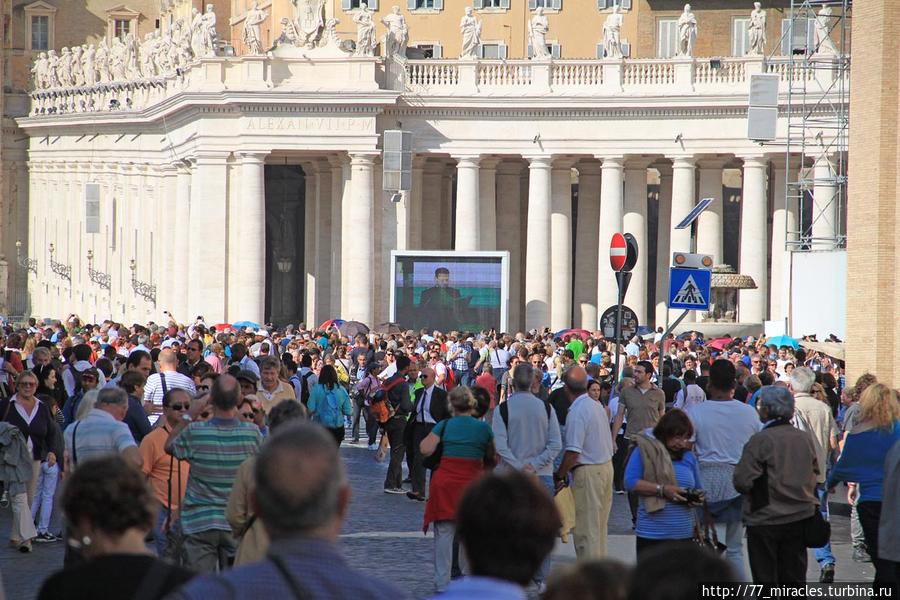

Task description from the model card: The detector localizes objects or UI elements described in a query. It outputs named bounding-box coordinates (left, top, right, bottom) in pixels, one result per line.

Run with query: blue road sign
left=668, top=267, right=711, bottom=311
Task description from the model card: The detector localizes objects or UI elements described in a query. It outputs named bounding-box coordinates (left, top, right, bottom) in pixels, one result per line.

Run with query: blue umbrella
left=232, top=320, right=261, bottom=330
left=765, top=335, right=799, bottom=349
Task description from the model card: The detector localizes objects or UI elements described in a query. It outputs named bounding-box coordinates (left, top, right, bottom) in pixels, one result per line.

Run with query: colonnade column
left=597, top=156, right=624, bottom=323
left=496, top=162, right=523, bottom=331
left=408, top=156, right=426, bottom=249
left=303, top=163, right=319, bottom=327
left=812, top=152, right=839, bottom=249
left=343, top=152, right=376, bottom=325
left=329, top=156, right=345, bottom=316
left=188, top=152, right=229, bottom=322
left=670, top=157, right=696, bottom=323
left=623, top=159, right=650, bottom=325
left=739, top=156, right=769, bottom=323
left=479, top=158, right=499, bottom=251
left=314, top=160, right=333, bottom=321
left=237, top=152, right=267, bottom=324
left=770, top=156, right=796, bottom=323
left=574, top=162, right=601, bottom=331
left=441, top=168, right=454, bottom=249
left=654, top=166, right=673, bottom=329
left=525, top=156, right=552, bottom=330
left=422, top=162, right=444, bottom=249
left=174, top=160, right=197, bottom=319
left=550, top=159, right=574, bottom=331
left=454, top=155, right=481, bottom=251
left=339, top=157, right=353, bottom=317
left=696, top=159, right=726, bottom=264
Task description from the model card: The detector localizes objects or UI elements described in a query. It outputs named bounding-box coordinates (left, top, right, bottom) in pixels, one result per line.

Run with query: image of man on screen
left=418, top=267, right=465, bottom=332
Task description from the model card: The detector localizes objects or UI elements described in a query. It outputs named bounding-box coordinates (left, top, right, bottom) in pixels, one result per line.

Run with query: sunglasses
left=578, top=359, right=588, bottom=364
left=197, top=385, right=210, bottom=392
left=168, top=403, right=188, bottom=411
left=240, top=412, right=254, bottom=419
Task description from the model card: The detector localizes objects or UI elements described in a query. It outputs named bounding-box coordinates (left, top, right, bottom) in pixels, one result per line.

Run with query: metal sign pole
left=613, top=271, right=625, bottom=383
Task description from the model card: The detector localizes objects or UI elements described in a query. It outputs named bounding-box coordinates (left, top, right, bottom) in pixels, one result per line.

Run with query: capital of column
left=595, top=155, right=625, bottom=170
left=695, top=156, right=729, bottom=170
left=670, top=156, right=697, bottom=169
left=479, top=156, right=502, bottom=171
left=193, top=151, right=231, bottom=165
left=453, top=155, right=481, bottom=169
left=739, top=155, right=769, bottom=170
left=327, top=154, right=349, bottom=169
left=349, top=152, right=379, bottom=168
left=525, top=155, right=553, bottom=169
left=624, top=157, right=654, bottom=171
left=237, top=151, right=269, bottom=164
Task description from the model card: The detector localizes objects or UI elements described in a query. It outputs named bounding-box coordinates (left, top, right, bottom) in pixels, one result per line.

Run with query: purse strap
left=269, top=554, right=313, bottom=600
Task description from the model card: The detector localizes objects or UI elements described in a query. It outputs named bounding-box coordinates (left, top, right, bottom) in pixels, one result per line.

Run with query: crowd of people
left=0, top=313, right=896, bottom=599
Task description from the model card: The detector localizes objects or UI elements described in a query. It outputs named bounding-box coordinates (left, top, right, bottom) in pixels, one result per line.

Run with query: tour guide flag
left=668, top=267, right=711, bottom=311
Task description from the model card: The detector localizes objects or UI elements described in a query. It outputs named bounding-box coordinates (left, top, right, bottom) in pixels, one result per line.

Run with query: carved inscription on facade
left=245, top=117, right=375, bottom=132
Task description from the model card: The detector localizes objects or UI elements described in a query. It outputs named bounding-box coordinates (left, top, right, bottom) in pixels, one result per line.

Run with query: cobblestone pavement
left=1, top=442, right=874, bottom=600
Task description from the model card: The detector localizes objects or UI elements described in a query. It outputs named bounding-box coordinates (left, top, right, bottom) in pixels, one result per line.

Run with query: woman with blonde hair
left=827, top=383, right=900, bottom=588
left=420, top=386, right=496, bottom=593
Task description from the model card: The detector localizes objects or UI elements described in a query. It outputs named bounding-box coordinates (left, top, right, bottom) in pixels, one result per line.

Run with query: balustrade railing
left=25, top=55, right=846, bottom=118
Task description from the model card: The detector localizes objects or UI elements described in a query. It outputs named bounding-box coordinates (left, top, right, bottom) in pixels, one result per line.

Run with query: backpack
left=499, top=397, right=552, bottom=432
left=370, top=377, right=404, bottom=424
left=313, top=388, right=343, bottom=429
left=443, top=365, right=456, bottom=392
left=291, top=371, right=314, bottom=406
left=466, top=346, right=480, bottom=370
left=62, top=391, right=83, bottom=428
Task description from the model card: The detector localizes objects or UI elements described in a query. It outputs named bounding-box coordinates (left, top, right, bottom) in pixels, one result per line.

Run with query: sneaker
left=384, top=487, right=406, bottom=495
left=0, top=490, right=8, bottom=508
left=18, top=541, right=32, bottom=553
left=368, top=443, right=379, bottom=451
left=614, top=489, right=626, bottom=495
left=852, top=547, right=871, bottom=563
left=34, top=532, right=58, bottom=543
left=819, top=564, right=835, bottom=583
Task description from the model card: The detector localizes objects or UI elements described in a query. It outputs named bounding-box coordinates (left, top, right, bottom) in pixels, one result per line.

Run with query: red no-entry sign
left=610, top=233, right=627, bottom=271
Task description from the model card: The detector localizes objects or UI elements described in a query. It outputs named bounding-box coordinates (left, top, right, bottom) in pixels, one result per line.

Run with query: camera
left=682, top=488, right=706, bottom=505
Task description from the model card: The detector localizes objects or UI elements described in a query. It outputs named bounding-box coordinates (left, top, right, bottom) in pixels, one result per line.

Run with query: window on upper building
left=597, top=0, right=632, bottom=9
left=657, top=18, right=678, bottom=58
left=408, top=0, right=442, bottom=9
left=480, top=43, right=507, bottom=59
left=114, top=19, right=131, bottom=40
left=474, top=0, right=508, bottom=8
left=341, top=0, right=379, bottom=9
left=30, top=15, right=49, bottom=51
left=732, top=18, right=750, bottom=56
left=406, top=43, right=442, bottom=59
left=780, top=17, right=815, bottom=56
left=24, top=1, right=56, bottom=52
left=529, top=0, right=561, bottom=10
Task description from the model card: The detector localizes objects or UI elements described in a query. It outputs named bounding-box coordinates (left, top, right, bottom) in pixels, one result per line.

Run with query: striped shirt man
left=170, top=418, right=262, bottom=535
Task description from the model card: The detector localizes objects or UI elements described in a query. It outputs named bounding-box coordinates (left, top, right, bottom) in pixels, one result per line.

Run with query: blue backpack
left=314, top=388, right=342, bottom=429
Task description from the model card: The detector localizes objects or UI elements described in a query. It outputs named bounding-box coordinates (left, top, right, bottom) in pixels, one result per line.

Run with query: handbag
left=802, top=510, right=831, bottom=548
left=692, top=508, right=727, bottom=556
left=422, top=419, right=446, bottom=471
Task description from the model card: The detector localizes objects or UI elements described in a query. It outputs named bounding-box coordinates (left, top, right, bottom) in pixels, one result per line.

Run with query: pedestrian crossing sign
left=668, top=267, right=711, bottom=311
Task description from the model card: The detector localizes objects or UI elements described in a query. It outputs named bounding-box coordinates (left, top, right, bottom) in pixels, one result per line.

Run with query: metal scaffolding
left=777, top=0, right=851, bottom=250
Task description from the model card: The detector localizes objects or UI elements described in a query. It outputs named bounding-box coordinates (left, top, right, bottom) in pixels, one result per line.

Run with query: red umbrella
left=707, top=337, right=732, bottom=351
left=558, top=328, right=591, bottom=341
left=319, top=319, right=345, bottom=331
left=212, top=323, right=232, bottom=331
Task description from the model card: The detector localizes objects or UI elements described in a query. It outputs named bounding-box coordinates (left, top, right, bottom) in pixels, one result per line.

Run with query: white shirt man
left=143, top=349, right=196, bottom=407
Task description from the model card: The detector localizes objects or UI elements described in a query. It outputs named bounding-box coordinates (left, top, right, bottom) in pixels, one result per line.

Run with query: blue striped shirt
left=625, top=449, right=701, bottom=540
left=64, top=409, right=136, bottom=467
left=171, top=417, right=261, bottom=534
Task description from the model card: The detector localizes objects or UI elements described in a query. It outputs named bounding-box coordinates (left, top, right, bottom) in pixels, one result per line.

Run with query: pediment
left=105, top=4, right=142, bottom=17
left=23, top=1, right=58, bottom=13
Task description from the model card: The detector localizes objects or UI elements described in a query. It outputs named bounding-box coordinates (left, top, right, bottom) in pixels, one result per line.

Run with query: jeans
left=30, top=462, right=59, bottom=535
left=183, top=528, right=236, bottom=573
left=533, top=476, right=556, bottom=583
left=152, top=506, right=184, bottom=561
left=383, top=416, right=407, bottom=489
left=434, top=521, right=468, bottom=592
left=453, top=368, right=472, bottom=388
left=715, top=519, right=747, bottom=580
left=814, top=484, right=835, bottom=567
left=350, top=395, right=365, bottom=441
left=850, top=495, right=866, bottom=550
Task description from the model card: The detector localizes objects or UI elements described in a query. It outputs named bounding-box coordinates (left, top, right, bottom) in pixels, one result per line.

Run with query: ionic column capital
left=349, top=152, right=378, bottom=167
left=739, top=155, right=769, bottom=169
left=453, top=155, right=481, bottom=169
left=595, top=155, right=625, bottom=169
left=525, top=155, right=553, bottom=169
left=479, top=156, right=502, bottom=171
left=237, top=151, right=269, bottom=164
left=670, top=156, right=697, bottom=169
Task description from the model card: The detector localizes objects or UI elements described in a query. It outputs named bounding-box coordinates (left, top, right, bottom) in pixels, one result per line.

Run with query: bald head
left=210, top=374, right=240, bottom=410
left=159, top=348, right=178, bottom=369
left=564, top=366, right=588, bottom=394
left=254, top=422, right=348, bottom=540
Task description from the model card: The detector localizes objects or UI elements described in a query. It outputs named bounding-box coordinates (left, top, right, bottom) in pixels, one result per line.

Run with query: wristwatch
left=656, top=484, right=664, bottom=498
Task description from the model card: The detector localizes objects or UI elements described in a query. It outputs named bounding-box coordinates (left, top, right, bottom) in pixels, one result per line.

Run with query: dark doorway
left=264, top=165, right=306, bottom=326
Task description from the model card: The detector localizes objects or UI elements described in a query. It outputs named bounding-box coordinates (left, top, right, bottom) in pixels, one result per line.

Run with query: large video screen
left=391, top=252, right=508, bottom=333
